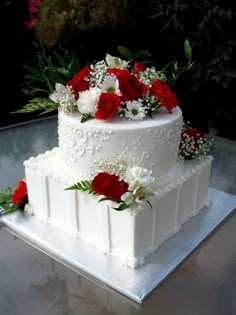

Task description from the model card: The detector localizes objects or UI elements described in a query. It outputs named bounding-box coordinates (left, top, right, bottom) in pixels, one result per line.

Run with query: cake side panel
left=24, top=167, right=48, bottom=220
left=177, top=156, right=213, bottom=227
left=195, top=161, right=212, bottom=211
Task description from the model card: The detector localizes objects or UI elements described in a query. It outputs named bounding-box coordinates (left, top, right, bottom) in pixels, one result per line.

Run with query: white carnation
left=125, top=166, right=155, bottom=191
left=77, top=87, right=101, bottom=116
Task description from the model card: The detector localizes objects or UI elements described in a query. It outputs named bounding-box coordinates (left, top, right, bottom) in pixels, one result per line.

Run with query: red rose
left=95, top=92, right=120, bottom=120
left=92, top=172, right=128, bottom=200
left=132, top=62, right=147, bottom=76
left=66, top=66, right=90, bottom=96
left=12, top=180, right=27, bottom=205
left=150, top=80, right=178, bottom=113
left=107, top=68, right=148, bottom=102
left=181, top=128, right=205, bottom=147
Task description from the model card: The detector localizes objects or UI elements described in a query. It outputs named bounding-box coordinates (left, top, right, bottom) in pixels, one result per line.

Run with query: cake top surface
left=59, top=106, right=182, bottom=130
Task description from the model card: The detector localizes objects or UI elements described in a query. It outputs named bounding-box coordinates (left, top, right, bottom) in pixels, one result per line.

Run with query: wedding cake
left=22, top=52, right=213, bottom=268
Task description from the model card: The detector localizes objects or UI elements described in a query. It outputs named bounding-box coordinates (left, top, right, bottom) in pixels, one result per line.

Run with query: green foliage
left=117, top=45, right=153, bottom=65
left=81, top=114, right=94, bottom=123
left=18, top=51, right=81, bottom=116
left=184, top=38, right=192, bottom=61
left=0, top=187, right=19, bottom=216
left=12, top=98, right=59, bottom=115
left=161, top=39, right=195, bottom=86
left=118, top=39, right=194, bottom=86
left=112, top=202, right=130, bottom=211
left=24, top=51, right=80, bottom=95
left=65, top=181, right=96, bottom=195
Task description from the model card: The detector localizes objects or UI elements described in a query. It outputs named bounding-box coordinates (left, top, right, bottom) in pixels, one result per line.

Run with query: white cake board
left=0, top=187, right=235, bottom=304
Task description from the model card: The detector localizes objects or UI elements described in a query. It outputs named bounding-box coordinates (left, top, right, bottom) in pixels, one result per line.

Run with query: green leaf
left=25, top=74, right=46, bottom=82
left=47, top=59, right=57, bottom=74
left=134, top=49, right=152, bottom=58
left=65, top=180, right=96, bottom=195
left=11, top=98, right=59, bottom=114
left=69, top=54, right=81, bottom=75
left=81, top=114, right=94, bottom=123
left=30, top=87, right=50, bottom=94
left=184, top=39, right=192, bottom=61
left=0, top=203, right=20, bottom=216
left=112, top=202, right=130, bottom=211
left=117, top=45, right=134, bottom=60
left=23, top=64, right=41, bottom=75
left=146, top=200, right=152, bottom=210
left=98, top=197, right=121, bottom=203
left=53, top=51, right=67, bottom=68
left=0, top=194, right=11, bottom=204
left=172, top=60, right=178, bottom=73
left=161, top=60, right=173, bottom=72
left=137, top=60, right=153, bottom=65
left=0, top=186, right=21, bottom=216
left=0, top=187, right=15, bottom=204
left=38, top=54, right=47, bottom=74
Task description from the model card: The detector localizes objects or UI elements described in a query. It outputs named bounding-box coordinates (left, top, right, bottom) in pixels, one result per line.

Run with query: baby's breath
left=58, top=86, right=77, bottom=113
left=179, top=132, right=213, bottom=160
left=96, top=157, right=128, bottom=179
left=139, top=67, right=167, bottom=87
left=89, top=60, right=108, bottom=88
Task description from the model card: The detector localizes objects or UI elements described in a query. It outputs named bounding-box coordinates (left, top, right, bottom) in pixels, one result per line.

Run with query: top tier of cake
left=58, top=106, right=183, bottom=179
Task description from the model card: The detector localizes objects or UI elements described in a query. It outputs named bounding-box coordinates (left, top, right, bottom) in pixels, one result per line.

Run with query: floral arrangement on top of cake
left=49, top=53, right=180, bottom=122
left=15, top=40, right=194, bottom=123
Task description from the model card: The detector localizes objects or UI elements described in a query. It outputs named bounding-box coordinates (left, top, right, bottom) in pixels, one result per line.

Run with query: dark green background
left=0, top=0, right=235, bottom=140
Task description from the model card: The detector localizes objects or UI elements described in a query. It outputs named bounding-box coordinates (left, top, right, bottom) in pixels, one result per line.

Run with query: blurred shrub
left=1, top=0, right=235, bottom=139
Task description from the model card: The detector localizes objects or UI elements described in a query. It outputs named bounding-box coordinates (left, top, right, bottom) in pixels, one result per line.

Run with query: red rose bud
left=66, top=66, right=91, bottom=95
left=132, top=62, right=147, bottom=76
left=150, top=80, right=178, bottom=113
left=12, top=180, right=28, bottom=205
left=92, top=172, right=128, bottom=200
left=181, top=128, right=205, bottom=142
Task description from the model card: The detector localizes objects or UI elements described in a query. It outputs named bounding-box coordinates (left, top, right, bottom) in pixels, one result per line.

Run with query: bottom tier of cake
left=24, top=149, right=213, bottom=268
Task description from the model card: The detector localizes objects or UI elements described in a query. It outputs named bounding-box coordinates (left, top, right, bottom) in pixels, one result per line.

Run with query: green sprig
left=0, top=187, right=20, bottom=216
left=65, top=181, right=96, bottom=195
left=11, top=98, right=59, bottom=115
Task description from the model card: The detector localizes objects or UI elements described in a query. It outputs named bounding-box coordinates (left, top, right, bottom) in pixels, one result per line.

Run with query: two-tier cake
left=22, top=52, right=213, bottom=268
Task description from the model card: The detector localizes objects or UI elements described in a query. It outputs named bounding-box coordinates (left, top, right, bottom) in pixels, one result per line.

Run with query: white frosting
left=58, top=107, right=183, bottom=178
left=24, top=148, right=213, bottom=268
left=23, top=106, right=214, bottom=269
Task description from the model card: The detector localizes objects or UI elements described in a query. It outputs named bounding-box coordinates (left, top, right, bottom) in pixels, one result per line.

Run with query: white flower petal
left=77, top=87, right=100, bottom=115
left=125, top=100, right=146, bottom=121
left=121, top=192, right=134, bottom=205
left=101, top=76, right=121, bottom=96
left=105, top=54, right=129, bottom=69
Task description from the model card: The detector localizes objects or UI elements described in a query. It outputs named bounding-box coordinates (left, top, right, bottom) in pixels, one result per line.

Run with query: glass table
left=0, top=116, right=236, bottom=315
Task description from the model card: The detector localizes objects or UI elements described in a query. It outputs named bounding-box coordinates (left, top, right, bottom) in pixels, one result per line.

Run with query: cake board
left=0, top=187, right=235, bottom=304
